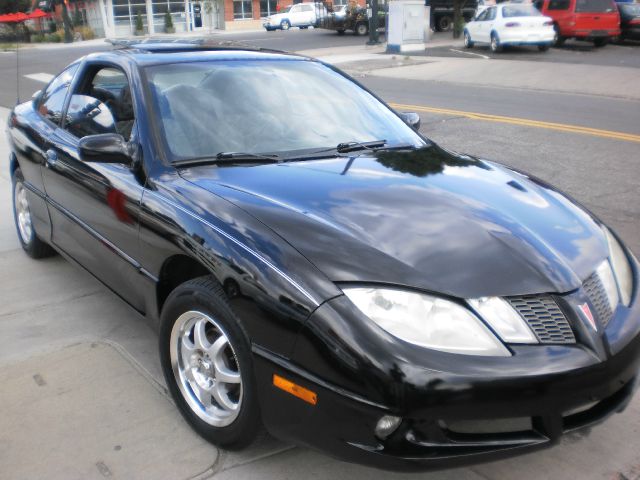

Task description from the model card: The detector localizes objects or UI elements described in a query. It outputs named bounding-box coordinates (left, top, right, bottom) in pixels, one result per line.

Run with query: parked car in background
left=616, top=1, right=640, bottom=40
left=534, top=0, right=621, bottom=47
left=263, top=2, right=326, bottom=30
left=464, top=4, right=556, bottom=52
left=430, top=0, right=479, bottom=31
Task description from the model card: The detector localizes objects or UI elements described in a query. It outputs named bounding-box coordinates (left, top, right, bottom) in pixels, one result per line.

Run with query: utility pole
left=367, top=0, right=380, bottom=45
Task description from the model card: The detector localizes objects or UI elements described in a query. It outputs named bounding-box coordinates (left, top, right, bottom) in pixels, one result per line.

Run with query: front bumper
left=255, top=256, right=640, bottom=471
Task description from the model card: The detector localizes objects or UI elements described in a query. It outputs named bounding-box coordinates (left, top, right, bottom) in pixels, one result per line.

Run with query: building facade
left=44, top=0, right=359, bottom=37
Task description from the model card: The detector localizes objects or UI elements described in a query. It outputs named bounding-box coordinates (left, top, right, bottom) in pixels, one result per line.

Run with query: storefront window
left=234, top=0, right=253, bottom=19
left=113, top=0, right=147, bottom=27
left=260, top=0, right=277, bottom=17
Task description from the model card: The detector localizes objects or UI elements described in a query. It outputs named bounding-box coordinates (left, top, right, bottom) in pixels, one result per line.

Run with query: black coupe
left=7, top=43, right=640, bottom=471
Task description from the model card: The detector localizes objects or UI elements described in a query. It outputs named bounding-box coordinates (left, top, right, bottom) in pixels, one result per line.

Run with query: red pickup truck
left=533, top=0, right=621, bottom=47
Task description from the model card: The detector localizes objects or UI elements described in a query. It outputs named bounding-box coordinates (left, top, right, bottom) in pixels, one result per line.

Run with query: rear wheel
left=437, top=15, right=453, bottom=32
left=337, top=29, right=345, bottom=35
left=593, top=37, right=608, bottom=47
left=463, top=30, right=474, bottom=48
left=538, top=44, right=550, bottom=51
left=280, top=19, right=291, bottom=30
left=12, top=168, right=55, bottom=259
left=159, top=276, right=260, bottom=449
left=354, top=21, right=368, bottom=36
left=554, top=25, right=565, bottom=46
left=490, top=32, right=502, bottom=53
left=300, top=25, right=309, bottom=29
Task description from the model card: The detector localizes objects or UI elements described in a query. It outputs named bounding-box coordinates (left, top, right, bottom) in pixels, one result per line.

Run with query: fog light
left=374, top=415, right=402, bottom=440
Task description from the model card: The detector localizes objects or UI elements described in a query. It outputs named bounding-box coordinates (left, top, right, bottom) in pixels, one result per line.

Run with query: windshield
left=146, top=59, right=426, bottom=161
left=575, top=0, right=615, bottom=12
left=280, top=6, right=292, bottom=13
left=502, top=5, right=542, bottom=16
left=619, top=3, right=640, bottom=15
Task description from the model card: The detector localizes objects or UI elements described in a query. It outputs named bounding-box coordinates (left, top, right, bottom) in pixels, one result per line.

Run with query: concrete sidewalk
left=298, top=37, right=640, bottom=101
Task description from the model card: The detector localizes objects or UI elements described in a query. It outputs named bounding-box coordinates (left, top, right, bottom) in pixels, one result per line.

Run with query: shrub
left=77, top=26, right=95, bottom=40
left=164, top=11, right=174, bottom=32
left=46, top=31, right=62, bottom=43
left=135, top=10, right=144, bottom=34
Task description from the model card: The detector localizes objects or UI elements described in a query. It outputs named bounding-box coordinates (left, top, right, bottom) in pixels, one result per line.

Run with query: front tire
left=593, top=37, right=608, bottom=47
left=159, top=276, right=260, bottom=449
left=12, top=168, right=55, bottom=259
left=464, top=30, right=474, bottom=48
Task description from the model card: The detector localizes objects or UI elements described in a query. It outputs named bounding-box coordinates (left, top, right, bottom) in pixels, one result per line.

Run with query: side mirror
left=79, top=133, right=132, bottom=165
left=400, top=112, right=421, bottom=131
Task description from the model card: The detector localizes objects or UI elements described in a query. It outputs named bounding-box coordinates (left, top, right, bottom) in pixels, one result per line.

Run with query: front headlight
left=603, top=227, right=633, bottom=306
left=343, top=287, right=511, bottom=357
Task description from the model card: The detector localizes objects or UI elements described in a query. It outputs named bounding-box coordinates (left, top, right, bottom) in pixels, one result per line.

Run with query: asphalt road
left=423, top=39, right=640, bottom=68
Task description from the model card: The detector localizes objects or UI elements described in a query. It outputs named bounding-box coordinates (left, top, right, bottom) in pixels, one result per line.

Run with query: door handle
left=45, top=149, right=58, bottom=168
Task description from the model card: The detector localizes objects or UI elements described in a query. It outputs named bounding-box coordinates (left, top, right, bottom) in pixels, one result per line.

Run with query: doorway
left=190, top=1, right=203, bottom=30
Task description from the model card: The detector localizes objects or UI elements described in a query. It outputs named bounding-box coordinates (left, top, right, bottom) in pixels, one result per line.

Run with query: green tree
left=0, top=0, right=30, bottom=14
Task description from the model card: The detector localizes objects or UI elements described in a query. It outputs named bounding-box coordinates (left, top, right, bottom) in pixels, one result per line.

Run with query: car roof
left=95, top=38, right=311, bottom=67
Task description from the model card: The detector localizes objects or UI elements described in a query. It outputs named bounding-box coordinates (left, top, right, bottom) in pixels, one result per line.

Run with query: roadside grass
left=0, top=42, right=36, bottom=51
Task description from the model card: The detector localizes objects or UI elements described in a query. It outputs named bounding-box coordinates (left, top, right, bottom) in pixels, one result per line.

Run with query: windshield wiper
left=173, top=152, right=280, bottom=167
left=336, top=139, right=387, bottom=153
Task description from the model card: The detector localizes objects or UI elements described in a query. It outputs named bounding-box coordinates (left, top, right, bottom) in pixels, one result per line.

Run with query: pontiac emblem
left=579, top=303, right=597, bottom=331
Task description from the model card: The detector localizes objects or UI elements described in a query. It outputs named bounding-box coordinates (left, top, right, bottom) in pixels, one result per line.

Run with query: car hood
left=180, top=146, right=608, bottom=299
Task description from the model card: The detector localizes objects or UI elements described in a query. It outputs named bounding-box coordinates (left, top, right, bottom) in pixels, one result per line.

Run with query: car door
left=483, top=6, right=498, bottom=41
left=301, top=4, right=314, bottom=24
left=470, top=9, right=489, bottom=41
left=289, top=4, right=303, bottom=25
left=40, top=63, right=147, bottom=312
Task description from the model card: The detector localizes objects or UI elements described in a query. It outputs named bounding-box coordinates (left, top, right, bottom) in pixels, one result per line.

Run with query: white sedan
left=464, top=4, right=555, bottom=52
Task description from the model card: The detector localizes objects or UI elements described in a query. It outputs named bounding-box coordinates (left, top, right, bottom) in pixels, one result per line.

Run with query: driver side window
left=64, top=66, right=135, bottom=141
left=486, top=7, right=497, bottom=20
left=476, top=9, right=489, bottom=20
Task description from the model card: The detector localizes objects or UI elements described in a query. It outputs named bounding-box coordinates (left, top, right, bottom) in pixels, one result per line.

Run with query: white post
left=146, top=0, right=155, bottom=34
left=100, top=0, right=115, bottom=38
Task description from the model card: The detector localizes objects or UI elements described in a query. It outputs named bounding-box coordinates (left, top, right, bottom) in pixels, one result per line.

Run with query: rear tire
left=354, top=21, right=368, bottom=36
left=538, top=44, right=550, bottom=51
left=337, top=29, right=345, bottom=35
left=11, top=168, right=55, bottom=259
left=554, top=25, right=565, bottom=46
left=159, top=276, right=260, bottom=450
left=437, top=15, right=453, bottom=32
left=464, top=30, right=474, bottom=48
left=593, top=37, right=608, bottom=47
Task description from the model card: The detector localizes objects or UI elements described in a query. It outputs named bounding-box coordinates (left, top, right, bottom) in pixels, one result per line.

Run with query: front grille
left=583, top=272, right=614, bottom=327
left=507, top=295, right=575, bottom=344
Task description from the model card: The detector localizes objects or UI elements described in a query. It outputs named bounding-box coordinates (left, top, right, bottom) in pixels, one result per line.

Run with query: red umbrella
left=28, top=9, right=51, bottom=19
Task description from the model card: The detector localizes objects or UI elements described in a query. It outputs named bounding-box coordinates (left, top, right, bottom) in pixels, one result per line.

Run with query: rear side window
left=575, top=0, right=615, bottom=12
left=503, top=5, right=542, bottom=16
left=548, top=0, right=570, bottom=10
left=486, top=7, right=497, bottom=20
left=38, top=64, right=78, bottom=125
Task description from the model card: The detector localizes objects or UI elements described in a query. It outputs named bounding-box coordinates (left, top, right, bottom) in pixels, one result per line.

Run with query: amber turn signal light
left=273, top=374, right=317, bottom=405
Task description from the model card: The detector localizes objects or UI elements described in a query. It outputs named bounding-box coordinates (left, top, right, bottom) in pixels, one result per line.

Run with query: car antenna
left=15, top=25, right=20, bottom=104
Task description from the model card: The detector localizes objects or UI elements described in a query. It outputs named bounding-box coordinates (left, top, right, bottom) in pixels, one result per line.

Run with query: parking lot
left=0, top=28, right=639, bottom=479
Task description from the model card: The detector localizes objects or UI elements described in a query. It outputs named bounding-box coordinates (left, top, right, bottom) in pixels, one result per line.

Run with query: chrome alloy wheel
left=14, top=181, right=33, bottom=244
left=170, top=311, right=243, bottom=427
